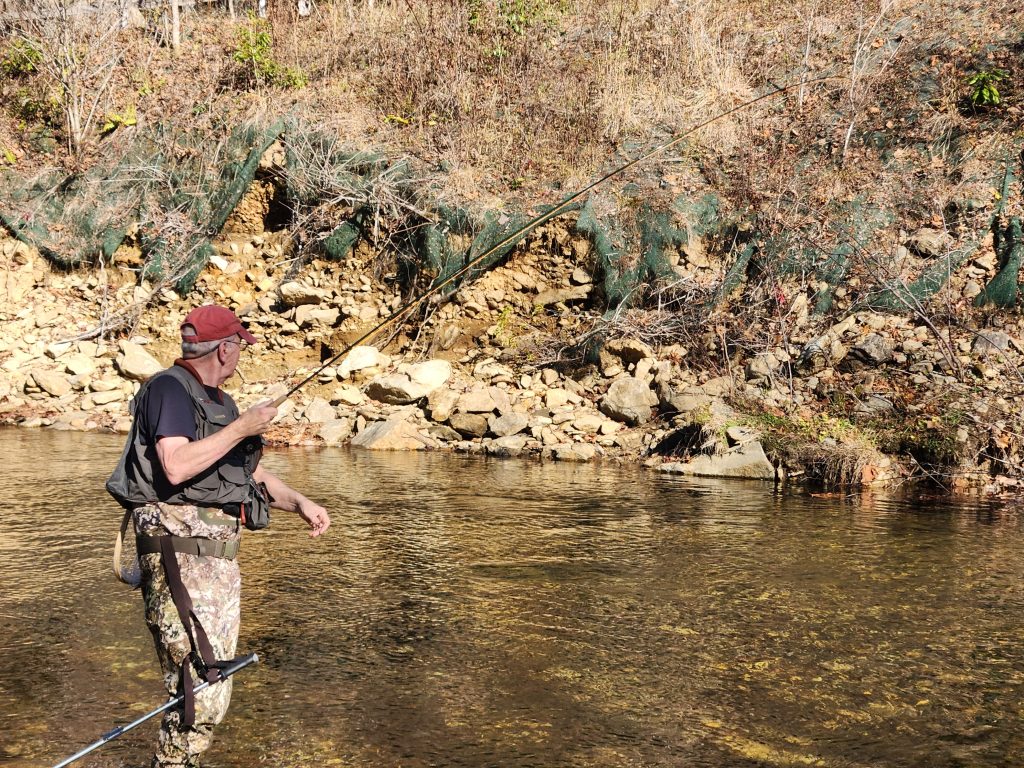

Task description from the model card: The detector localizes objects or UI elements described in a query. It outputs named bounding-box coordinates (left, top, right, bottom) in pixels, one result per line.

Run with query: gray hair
left=181, top=327, right=237, bottom=360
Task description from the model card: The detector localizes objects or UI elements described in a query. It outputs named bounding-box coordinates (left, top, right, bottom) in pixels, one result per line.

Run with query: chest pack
left=106, top=364, right=263, bottom=516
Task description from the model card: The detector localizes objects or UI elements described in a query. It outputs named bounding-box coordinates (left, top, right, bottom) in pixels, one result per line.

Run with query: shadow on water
left=2, top=429, right=1024, bottom=767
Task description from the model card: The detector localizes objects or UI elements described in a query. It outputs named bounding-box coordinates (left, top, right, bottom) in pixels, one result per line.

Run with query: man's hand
left=234, top=401, right=278, bottom=437
left=298, top=500, right=331, bottom=538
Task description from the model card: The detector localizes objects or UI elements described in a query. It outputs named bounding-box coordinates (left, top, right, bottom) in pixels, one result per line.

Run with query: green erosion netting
left=0, top=121, right=284, bottom=292
left=3, top=117, right=1018, bottom=319
left=576, top=193, right=723, bottom=314
left=974, top=150, right=1023, bottom=308
left=754, top=197, right=892, bottom=316
left=280, top=128, right=531, bottom=294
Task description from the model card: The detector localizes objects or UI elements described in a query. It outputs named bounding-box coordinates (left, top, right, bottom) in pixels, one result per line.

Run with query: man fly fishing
left=106, top=304, right=330, bottom=768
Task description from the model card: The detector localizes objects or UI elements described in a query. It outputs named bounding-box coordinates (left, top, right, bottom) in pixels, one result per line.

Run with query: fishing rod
left=270, top=74, right=838, bottom=407
left=51, top=653, right=259, bottom=768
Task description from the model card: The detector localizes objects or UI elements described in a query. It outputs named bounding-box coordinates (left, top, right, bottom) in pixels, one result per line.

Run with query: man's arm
left=156, top=402, right=278, bottom=486
left=253, top=465, right=331, bottom=537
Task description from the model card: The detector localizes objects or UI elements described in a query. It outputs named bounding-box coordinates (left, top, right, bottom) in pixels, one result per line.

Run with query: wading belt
left=136, top=535, right=240, bottom=560
left=143, top=534, right=240, bottom=727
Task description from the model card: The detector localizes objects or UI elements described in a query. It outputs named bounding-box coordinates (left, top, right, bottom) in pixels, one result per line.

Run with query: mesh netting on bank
left=1, top=119, right=1020, bottom=315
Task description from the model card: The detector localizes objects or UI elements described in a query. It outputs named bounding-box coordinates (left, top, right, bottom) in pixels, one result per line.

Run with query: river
left=1, top=428, right=1023, bottom=767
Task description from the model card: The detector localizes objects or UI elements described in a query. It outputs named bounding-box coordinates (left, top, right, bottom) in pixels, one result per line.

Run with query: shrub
left=232, top=14, right=307, bottom=90
left=967, top=68, right=1009, bottom=107
left=0, top=39, right=42, bottom=77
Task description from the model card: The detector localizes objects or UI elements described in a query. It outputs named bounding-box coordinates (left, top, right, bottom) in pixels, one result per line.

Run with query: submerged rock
left=658, top=441, right=777, bottom=481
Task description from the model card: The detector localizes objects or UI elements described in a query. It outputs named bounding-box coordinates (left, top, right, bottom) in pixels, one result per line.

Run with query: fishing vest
left=106, top=364, right=253, bottom=509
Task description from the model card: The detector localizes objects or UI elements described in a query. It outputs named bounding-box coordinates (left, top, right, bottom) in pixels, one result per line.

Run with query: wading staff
left=269, top=74, right=838, bottom=407
left=51, top=653, right=259, bottom=768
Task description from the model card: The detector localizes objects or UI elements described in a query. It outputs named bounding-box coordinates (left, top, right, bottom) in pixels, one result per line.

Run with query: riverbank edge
left=5, top=227, right=1021, bottom=497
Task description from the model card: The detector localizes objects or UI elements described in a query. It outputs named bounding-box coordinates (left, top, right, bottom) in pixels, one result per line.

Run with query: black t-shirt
left=139, top=374, right=223, bottom=445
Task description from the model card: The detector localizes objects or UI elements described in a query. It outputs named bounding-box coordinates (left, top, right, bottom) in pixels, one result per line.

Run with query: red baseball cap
left=181, top=305, right=258, bottom=344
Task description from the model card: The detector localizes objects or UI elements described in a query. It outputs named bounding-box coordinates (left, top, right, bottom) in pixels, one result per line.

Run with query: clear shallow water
left=1, top=428, right=1023, bottom=767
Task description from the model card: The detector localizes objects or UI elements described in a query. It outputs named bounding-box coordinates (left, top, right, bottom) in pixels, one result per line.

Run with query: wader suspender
left=158, top=537, right=234, bottom=727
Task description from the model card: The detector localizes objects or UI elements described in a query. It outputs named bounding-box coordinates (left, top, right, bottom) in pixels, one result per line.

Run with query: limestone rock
left=31, top=370, right=72, bottom=397
left=318, top=418, right=354, bottom=445
left=427, top=389, right=460, bottom=422
left=351, top=418, right=435, bottom=450
left=488, top=411, right=529, bottom=437
left=599, top=378, right=659, bottom=425
left=906, top=227, right=951, bottom=258
left=658, top=441, right=776, bottom=480
left=449, top=412, right=488, bottom=438
left=278, top=281, right=325, bottom=307
left=115, top=341, right=163, bottom=382
left=337, top=346, right=385, bottom=379
left=303, top=397, right=338, bottom=423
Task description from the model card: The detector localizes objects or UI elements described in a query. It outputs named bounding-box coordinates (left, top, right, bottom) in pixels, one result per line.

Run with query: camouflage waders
left=134, top=502, right=242, bottom=768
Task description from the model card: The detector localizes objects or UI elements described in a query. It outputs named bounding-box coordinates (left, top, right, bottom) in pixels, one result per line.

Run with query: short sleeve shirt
left=139, top=373, right=223, bottom=445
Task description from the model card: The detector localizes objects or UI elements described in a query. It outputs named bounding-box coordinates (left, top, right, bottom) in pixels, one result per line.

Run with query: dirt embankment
left=1, top=1, right=1024, bottom=492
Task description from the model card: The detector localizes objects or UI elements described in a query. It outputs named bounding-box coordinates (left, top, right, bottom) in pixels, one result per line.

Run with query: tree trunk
left=170, top=0, right=180, bottom=50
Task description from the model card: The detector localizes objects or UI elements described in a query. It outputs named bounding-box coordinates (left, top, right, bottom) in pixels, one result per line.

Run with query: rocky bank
left=6, top=205, right=1024, bottom=496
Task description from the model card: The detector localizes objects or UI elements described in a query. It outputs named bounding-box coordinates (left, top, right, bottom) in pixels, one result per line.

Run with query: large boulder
left=115, top=341, right=163, bottom=382
left=449, top=412, right=488, bottom=438
left=427, top=389, right=459, bottom=422
left=278, top=280, right=326, bottom=307
left=351, top=418, right=435, bottom=450
left=365, top=361, right=450, bottom=405
left=337, top=346, right=386, bottom=379
left=488, top=411, right=529, bottom=438
left=599, top=378, right=658, bottom=425
left=658, top=441, right=777, bottom=480
left=318, top=418, right=354, bottom=446
left=31, top=370, right=72, bottom=397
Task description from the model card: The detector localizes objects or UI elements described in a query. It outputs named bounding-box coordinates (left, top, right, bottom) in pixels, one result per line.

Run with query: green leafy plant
left=0, top=39, right=42, bottom=77
left=232, top=14, right=307, bottom=89
left=967, top=68, right=1009, bottom=107
left=9, top=87, right=62, bottom=128
left=100, top=105, right=137, bottom=136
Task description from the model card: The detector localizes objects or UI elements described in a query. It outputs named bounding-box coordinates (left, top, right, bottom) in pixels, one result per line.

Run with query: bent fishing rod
left=51, top=653, right=259, bottom=768
left=270, top=74, right=837, bottom=407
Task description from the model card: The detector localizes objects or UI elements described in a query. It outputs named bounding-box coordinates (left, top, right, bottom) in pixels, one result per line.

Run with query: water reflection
left=1, top=429, right=1023, bottom=767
